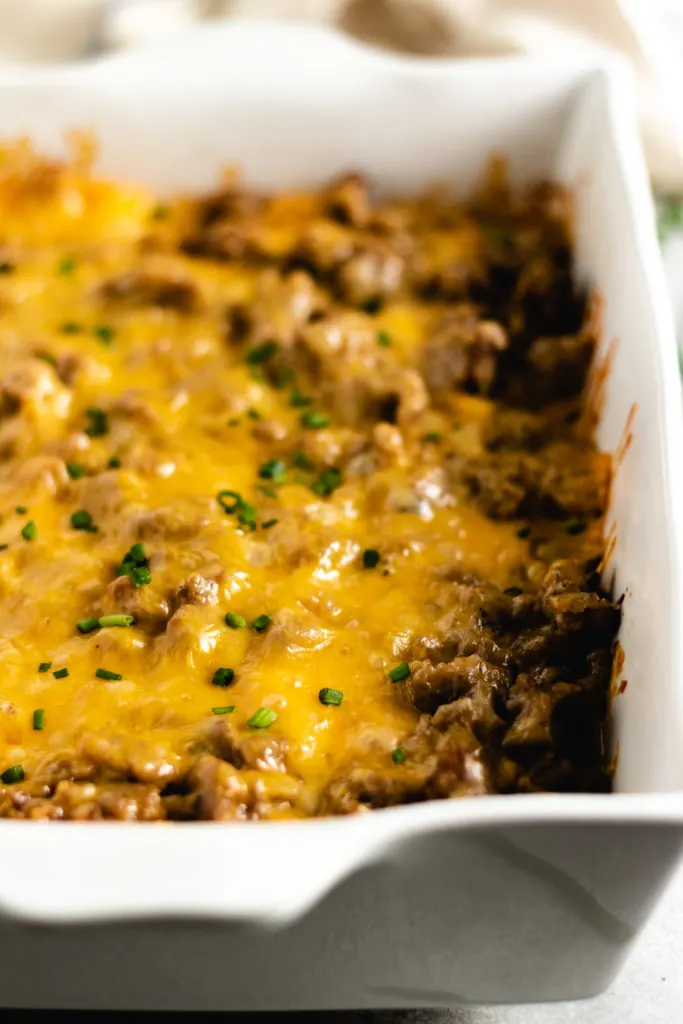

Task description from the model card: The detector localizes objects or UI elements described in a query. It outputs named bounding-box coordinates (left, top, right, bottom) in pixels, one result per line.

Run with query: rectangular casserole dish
left=0, top=20, right=682, bottom=1011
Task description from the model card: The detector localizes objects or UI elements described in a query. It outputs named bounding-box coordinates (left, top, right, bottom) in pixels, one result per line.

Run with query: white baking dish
left=0, top=20, right=682, bottom=1012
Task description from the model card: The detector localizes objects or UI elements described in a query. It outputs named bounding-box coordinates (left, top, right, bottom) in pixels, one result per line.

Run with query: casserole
left=0, top=19, right=681, bottom=1010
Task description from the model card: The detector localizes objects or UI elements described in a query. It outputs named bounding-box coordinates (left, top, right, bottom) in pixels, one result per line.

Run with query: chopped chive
left=388, top=661, right=411, bottom=683
left=262, top=518, right=278, bottom=529
left=227, top=417, right=241, bottom=427
left=516, top=525, right=531, bottom=539
left=151, top=203, right=170, bottom=221
left=248, top=706, right=277, bottom=729
left=216, top=490, right=257, bottom=531
left=246, top=340, right=278, bottom=365
left=363, top=548, right=380, bottom=569
left=0, top=261, right=14, bottom=274
left=247, top=408, right=261, bottom=421
left=258, top=485, right=278, bottom=499
left=377, top=329, right=392, bottom=347
left=32, top=709, right=45, bottom=731
left=211, top=705, right=235, bottom=716
left=291, top=450, right=313, bottom=471
left=52, top=667, right=69, bottom=679
left=258, top=459, right=286, bottom=481
left=225, top=611, right=247, bottom=629
left=251, top=614, right=271, bottom=632
left=96, top=668, right=122, bottom=681
left=15, top=506, right=27, bottom=515
left=57, top=255, right=76, bottom=275
left=212, top=667, right=235, bottom=688
left=131, top=565, right=152, bottom=587
left=274, top=368, right=295, bottom=389
left=77, top=617, right=100, bottom=634
left=108, top=456, right=121, bottom=469
left=20, top=520, right=37, bottom=541
left=93, top=325, right=115, bottom=346
left=319, top=687, right=343, bottom=706
left=38, top=661, right=52, bottom=673
left=123, top=543, right=145, bottom=565
left=59, top=321, right=82, bottom=335
left=565, top=518, right=587, bottom=535
left=301, top=410, right=330, bottom=430
left=38, top=352, right=57, bottom=367
left=1, top=764, right=24, bottom=784
left=423, top=431, right=442, bottom=443
left=361, top=298, right=381, bottom=314
left=84, top=407, right=108, bottom=437
left=311, top=468, right=342, bottom=496
left=0, top=544, right=7, bottom=551
left=289, top=387, right=313, bottom=408
left=392, top=747, right=407, bottom=765
left=71, top=509, right=98, bottom=532
left=66, top=461, right=87, bottom=479
left=99, top=614, right=135, bottom=628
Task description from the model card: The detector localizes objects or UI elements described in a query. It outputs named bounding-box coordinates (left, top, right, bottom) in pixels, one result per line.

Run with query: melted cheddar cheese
left=0, top=141, right=616, bottom=820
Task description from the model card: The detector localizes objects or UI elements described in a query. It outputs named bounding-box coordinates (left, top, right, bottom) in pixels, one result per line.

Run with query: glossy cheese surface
left=0, top=141, right=616, bottom=820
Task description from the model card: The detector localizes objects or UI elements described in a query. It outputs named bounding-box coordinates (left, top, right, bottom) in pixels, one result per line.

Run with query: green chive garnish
left=248, top=707, right=277, bottom=729
left=131, top=565, right=152, bottom=587
left=516, top=526, right=531, bottom=539
left=96, top=668, right=122, bottom=681
left=33, top=709, right=45, bottom=731
left=77, top=617, right=100, bottom=634
left=247, top=408, right=261, bottom=421
left=212, top=667, right=235, bottom=688
left=217, top=490, right=257, bottom=530
left=258, top=459, right=286, bottom=481
left=21, top=520, right=37, bottom=541
left=1, top=764, right=24, bottom=784
left=211, top=706, right=235, bottom=716
left=311, top=468, right=341, bottom=496
left=0, top=544, right=8, bottom=551
left=66, top=461, right=87, bottom=479
left=388, top=662, right=411, bottom=683
left=251, top=614, right=271, bottom=632
left=151, top=203, right=170, bottom=221
left=38, top=661, right=51, bottom=673
left=301, top=411, right=330, bottom=429
left=108, top=456, right=121, bottom=469
left=319, top=688, right=343, bottom=706
left=15, top=506, right=27, bottom=515
left=423, top=431, right=442, bottom=443
left=227, top=417, right=241, bottom=427
left=246, top=340, right=278, bottom=365
left=0, top=261, right=14, bottom=274
left=71, top=509, right=97, bottom=532
left=53, top=667, right=69, bottom=679
left=289, top=388, right=313, bottom=408
left=57, top=255, right=76, bottom=275
left=262, top=518, right=278, bottom=529
left=93, top=325, right=115, bottom=345
left=99, top=614, right=135, bottom=628
left=225, top=612, right=247, bottom=629
left=392, top=747, right=407, bottom=765
left=291, top=450, right=313, bottom=470
left=84, top=407, right=108, bottom=437
left=258, top=485, right=278, bottom=499
left=363, top=549, right=380, bottom=569
left=565, top=518, right=587, bottom=535
left=60, top=321, right=82, bottom=334
left=377, top=330, right=392, bottom=347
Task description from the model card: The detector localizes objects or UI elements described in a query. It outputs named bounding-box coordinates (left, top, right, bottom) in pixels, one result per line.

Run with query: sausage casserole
left=0, top=140, right=619, bottom=821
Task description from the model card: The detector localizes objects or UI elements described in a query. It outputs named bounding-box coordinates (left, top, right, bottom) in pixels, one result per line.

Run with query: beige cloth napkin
left=1, top=0, right=683, bottom=192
